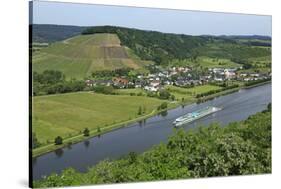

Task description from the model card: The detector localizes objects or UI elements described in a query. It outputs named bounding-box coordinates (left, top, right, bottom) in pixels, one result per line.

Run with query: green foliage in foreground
left=34, top=109, right=271, bottom=188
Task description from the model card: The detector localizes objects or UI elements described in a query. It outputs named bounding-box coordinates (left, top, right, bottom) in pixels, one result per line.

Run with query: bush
left=159, top=89, right=171, bottom=100
left=54, top=136, right=63, bottom=145
left=159, top=102, right=168, bottom=110
left=32, top=132, right=41, bottom=149
left=138, top=106, right=142, bottom=115
left=93, top=85, right=115, bottom=95
left=83, top=128, right=90, bottom=137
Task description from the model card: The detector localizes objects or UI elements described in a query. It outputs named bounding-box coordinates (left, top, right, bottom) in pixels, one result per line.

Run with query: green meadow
left=32, top=92, right=166, bottom=144
left=165, top=84, right=222, bottom=101
left=169, top=56, right=240, bottom=68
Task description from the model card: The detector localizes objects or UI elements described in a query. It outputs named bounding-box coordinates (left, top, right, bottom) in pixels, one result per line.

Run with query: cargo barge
left=173, top=106, right=222, bottom=127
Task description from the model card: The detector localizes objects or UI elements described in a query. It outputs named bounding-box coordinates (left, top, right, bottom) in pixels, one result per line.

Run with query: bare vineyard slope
left=32, top=33, right=151, bottom=79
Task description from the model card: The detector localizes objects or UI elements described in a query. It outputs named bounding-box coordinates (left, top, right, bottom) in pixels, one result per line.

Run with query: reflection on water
left=66, top=142, right=72, bottom=150
left=54, top=149, right=64, bottom=158
left=160, top=110, right=168, bottom=117
left=84, top=140, right=90, bottom=148
left=33, top=83, right=271, bottom=180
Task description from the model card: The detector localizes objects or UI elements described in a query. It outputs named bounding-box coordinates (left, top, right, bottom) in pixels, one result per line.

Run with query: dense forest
left=33, top=105, right=271, bottom=188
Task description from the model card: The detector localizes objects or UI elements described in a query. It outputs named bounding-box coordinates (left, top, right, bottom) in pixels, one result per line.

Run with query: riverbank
left=197, top=80, right=271, bottom=102
left=32, top=100, right=179, bottom=157
left=32, top=80, right=271, bottom=157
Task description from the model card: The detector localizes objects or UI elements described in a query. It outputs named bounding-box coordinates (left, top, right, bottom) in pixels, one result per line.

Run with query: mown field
left=115, top=88, right=145, bottom=95
left=169, top=56, right=240, bottom=68
left=32, top=92, right=166, bottom=144
left=165, top=84, right=222, bottom=101
left=32, top=33, right=152, bottom=79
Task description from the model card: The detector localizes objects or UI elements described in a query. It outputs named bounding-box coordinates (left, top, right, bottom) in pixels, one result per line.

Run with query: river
left=32, top=83, right=272, bottom=180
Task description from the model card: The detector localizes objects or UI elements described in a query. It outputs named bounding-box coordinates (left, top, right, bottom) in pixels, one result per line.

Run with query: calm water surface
left=33, top=83, right=272, bottom=180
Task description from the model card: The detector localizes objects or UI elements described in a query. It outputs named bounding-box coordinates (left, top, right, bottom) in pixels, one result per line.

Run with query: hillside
left=32, top=33, right=152, bottom=79
left=82, top=26, right=271, bottom=66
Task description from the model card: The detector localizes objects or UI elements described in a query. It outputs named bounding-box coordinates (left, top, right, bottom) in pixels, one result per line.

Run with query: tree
left=55, top=136, right=63, bottom=145
left=267, top=103, right=271, bottom=112
left=143, top=105, right=146, bottom=113
left=32, top=132, right=41, bottom=149
left=160, top=102, right=168, bottom=109
left=83, top=128, right=90, bottom=137
left=138, top=106, right=142, bottom=115
left=128, top=152, right=138, bottom=164
left=159, top=89, right=171, bottom=100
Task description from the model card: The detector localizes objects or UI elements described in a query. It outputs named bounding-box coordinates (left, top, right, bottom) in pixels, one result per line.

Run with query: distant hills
left=32, top=24, right=271, bottom=44
left=31, top=24, right=271, bottom=79
left=31, top=24, right=87, bottom=43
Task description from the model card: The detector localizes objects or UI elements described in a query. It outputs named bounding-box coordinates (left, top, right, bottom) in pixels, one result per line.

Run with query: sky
left=31, top=1, right=272, bottom=36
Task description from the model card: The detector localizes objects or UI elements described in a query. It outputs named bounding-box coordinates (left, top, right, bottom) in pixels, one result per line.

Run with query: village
left=85, top=66, right=271, bottom=92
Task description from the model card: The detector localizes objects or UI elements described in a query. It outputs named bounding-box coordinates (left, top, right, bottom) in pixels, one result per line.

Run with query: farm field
left=32, top=92, right=166, bottom=144
left=115, top=88, right=145, bottom=95
left=165, top=84, right=222, bottom=101
left=169, top=56, right=240, bottom=68
left=32, top=33, right=152, bottom=79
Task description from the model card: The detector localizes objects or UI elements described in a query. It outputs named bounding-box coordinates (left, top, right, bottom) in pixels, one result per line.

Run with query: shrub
left=83, top=128, right=90, bottom=137
left=54, top=136, right=63, bottom=145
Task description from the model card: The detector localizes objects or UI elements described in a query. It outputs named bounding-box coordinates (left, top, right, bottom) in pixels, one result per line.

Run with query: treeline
left=34, top=106, right=271, bottom=187
left=92, top=68, right=133, bottom=78
left=146, top=89, right=175, bottom=101
left=245, top=78, right=271, bottom=87
left=93, top=85, right=175, bottom=101
left=32, top=24, right=87, bottom=43
left=33, top=70, right=85, bottom=96
left=92, top=85, right=116, bottom=95
left=196, top=84, right=239, bottom=98
left=244, top=41, right=271, bottom=47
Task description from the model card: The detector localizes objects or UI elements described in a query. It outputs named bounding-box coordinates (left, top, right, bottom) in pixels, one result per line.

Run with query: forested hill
left=82, top=26, right=271, bottom=65
left=31, top=24, right=87, bottom=43
left=82, top=26, right=209, bottom=64
left=32, top=24, right=271, bottom=66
